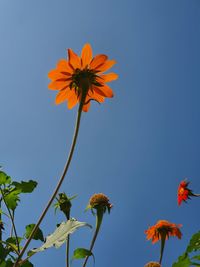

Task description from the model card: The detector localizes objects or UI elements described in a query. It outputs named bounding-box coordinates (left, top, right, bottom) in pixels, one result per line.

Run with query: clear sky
left=0, top=0, right=200, bottom=266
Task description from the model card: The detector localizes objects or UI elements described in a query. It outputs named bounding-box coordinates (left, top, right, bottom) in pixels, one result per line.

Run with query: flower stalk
left=82, top=207, right=104, bottom=267
left=66, top=211, right=70, bottom=267
left=14, top=88, right=87, bottom=267
left=159, top=235, right=166, bottom=264
left=83, top=193, right=112, bottom=267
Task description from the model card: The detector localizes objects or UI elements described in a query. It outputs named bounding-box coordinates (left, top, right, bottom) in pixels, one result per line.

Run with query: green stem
left=159, top=235, right=166, bottom=264
left=0, top=199, right=2, bottom=242
left=66, top=212, right=70, bottom=267
left=10, top=210, right=15, bottom=237
left=14, top=97, right=85, bottom=267
left=0, top=188, right=20, bottom=253
left=82, top=208, right=104, bottom=267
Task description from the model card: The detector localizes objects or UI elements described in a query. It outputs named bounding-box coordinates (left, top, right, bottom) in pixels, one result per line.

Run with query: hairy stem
left=14, top=98, right=85, bottom=267
left=83, top=208, right=104, bottom=267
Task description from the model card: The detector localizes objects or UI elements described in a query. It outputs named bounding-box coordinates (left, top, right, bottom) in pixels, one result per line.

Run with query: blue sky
left=0, top=0, right=200, bottom=266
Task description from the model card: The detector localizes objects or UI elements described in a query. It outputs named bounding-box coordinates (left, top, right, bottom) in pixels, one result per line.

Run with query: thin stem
left=193, top=193, right=200, bottom=197
left=82, top=209, right=104, bottom=267
left=10, top=210, right=15, bottom=237
left=0, top=188, right=20, bottom=253
left=0, top=199, right=2, bottom=242
left=159, top=235, right=166, bottom=264
left=14, top=99, right=85, bottom=267
left=66, top=212, right=70, bottom=267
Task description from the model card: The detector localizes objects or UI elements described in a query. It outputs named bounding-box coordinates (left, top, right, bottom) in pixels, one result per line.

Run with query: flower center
left=179, top=188, right=185, bottom=195
left=71, top=68, right=100, bottom=94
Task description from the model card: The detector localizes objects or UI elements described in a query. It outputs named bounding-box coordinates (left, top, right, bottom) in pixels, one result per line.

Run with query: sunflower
left=145, top=220, right=182, bottom=244
left=48, top=43, right=118, bottom=112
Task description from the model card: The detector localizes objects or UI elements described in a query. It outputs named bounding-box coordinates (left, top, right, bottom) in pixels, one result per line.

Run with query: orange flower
left=145, top=220, right=182, bottom=244
left=48, top=43, right=118, bottom=112
left=177, top=180, right=194, bottom=206
left=144, top=262, right=161, bottom=267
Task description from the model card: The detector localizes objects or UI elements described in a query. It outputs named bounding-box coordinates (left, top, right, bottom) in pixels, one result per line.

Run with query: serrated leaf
left=0, top=172, right=11, bottom=185
left=72, top=248, right=93, bottom=259
left=32, top=219, right=92, bottom=253
left=25, top=224, right=44, bottom=242
left=4, top=190, right=21, bottom=210
left=172, top=253, right=191, bottom=267
left=187, top=231, right=200, bottom=253
left=12, top=180, right=37, bottom=193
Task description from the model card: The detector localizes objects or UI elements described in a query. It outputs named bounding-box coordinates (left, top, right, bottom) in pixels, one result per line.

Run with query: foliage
left=0, top=170, right=38, bottom=266
left=32, top=219, right=91, bottom=253
left=0, top=170, right=96, bottom=267
left=25, top=225, right=44, bottom=242
left=172, top=232, right=200, bottom=267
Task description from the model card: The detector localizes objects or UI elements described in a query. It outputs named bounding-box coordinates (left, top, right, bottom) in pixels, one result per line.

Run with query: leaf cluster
left=172, top=231, right=200, bottom=267
left=0, top=170, right=42, bottom=267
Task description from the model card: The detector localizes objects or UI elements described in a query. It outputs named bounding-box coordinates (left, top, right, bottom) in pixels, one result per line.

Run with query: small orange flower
left=144, top=262, right=161, bottom=267
left=88, top=193, right=113, bottom=214
left=177, top=180, right=194, bottom=206
left=145, top=220, right=182, bottom=244
left=48, top=43, right=118, bottom=112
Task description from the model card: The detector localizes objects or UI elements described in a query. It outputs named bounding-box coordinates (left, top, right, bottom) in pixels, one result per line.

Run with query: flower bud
left=144, top=262, right=161, bottom=267
left=89, top=193, right=112, bottom=213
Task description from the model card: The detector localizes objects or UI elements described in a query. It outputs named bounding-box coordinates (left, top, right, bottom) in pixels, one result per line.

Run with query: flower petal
left=81, top=43, right=93, bottom=68
left=100, top=72, right=118, bottom=82
left=96, top=59, right=116, bottom=72
left=68, top=49, right=81, bottom=69
left=48, top=80, right=71, bottom=90
left=55, top=88, right=70, bottom=104
left=90, top=54, right=108, bottom=70
left=82, top=101, right=91, bottom=112
left=92, top=84, right=114, bottom=98
left=57, top=59, right=73, bottom=73
left=92, top=92, right=105, bottom=103
left=48, top=70, right=69, bottom=80
left=67, top=93, right=79, bottom=109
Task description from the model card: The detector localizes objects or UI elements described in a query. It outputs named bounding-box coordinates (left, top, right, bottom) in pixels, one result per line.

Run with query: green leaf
left=0, top=243, right=8, bottom=261
left=6, top=237, right=23, bottom=245
left=172, top=253, right=191, bottom=267
left=12, top=180, right=37, bottom=193
left=72, top=248, right=93, bottom=259
left=0, top=172, right=11, bottom=185
left=5, top=237, right=23, bottom=253
left=0, top=209, right=10, bottom=219
left=192, top=255, right=200, bottom=261
left=187, top=231, right=200, bottom=253
left=0, top=259, right=13, bottom=267
left=25, top=224, right=44, bottom=242
left=31, top=219, right=92, bottom=253
left=27, top=250, right=36, bottom=257
left=4, top=189, right=21, bottom=210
